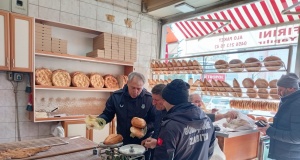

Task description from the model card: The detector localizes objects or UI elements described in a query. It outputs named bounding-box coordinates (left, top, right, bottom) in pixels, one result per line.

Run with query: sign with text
left=182, top=24, right=299, bottom=54
left=204, top=74, right=226, bottom=81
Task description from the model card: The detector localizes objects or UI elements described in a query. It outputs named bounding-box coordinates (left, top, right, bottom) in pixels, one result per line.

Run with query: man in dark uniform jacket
left=153, top=79, right=215, bottom=160
left=97, top=72, right=156, bottom=145
left=258, top=73, right=300, bottom=160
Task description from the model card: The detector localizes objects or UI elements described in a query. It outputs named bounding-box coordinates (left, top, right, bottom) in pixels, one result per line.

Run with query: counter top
left=216, top=129, right=259, bottom=138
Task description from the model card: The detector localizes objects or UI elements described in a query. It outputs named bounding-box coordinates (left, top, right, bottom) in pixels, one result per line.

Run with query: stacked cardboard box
left=93, top=33, right=111, bottom=59
left=118, top=36, right=125, bottom=61
left=51, top=38, right=68, bottom=54
left=86, top=49, right=105, bottom=58
left=124, top=37, right=131, bottom=62
left=111, top=34, right=119, bottom=60
left=35, top=23, right=52, bottom=51
left=131, top=38, right=137, bottom=61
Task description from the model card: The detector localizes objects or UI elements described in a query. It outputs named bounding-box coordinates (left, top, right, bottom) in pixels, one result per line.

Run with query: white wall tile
left=28, top=4, right=39, bottom=17
left=0, top=73, right=13, bottom=90
left=127, top=10, right=139, bottom=17
left=138, top=44, right=151, bottom=56
left=128, top=2, right=140, bottom=12
left=0, top=123, right=16, bottom=138
left=80, top=0, right=98, bottom=5
left=0, top=107, right=16, bottom=123
left=136, top=30, right=140, bottom=43
left=17, top=92, right=28, bottom=107
left=39, top=0, right=61, bottom=10
left=113, top=25, right=127, bottom=36
left=141, top=19, right=152, bottom=33
left=60, top=12, right=80, bottom=26
left=18, top=107, right=31, bottom=122
left=39, top=122, right=53, bottom=136
left=97, top=7, right=113, bottom=22
left=113, top=11, right=127, bottom=27
left=20, top=122, right=39, bottom=137
left=80, top=17, right=97, bottom=30
left=0, top=90, right=15, bottom=107
left=113, top=6, right=127, bottom=14
left=97, top=20, right=113, bottom=33
left=29, top=0, right=39, bottom=5
left=114, top=0, right=128, bottom=7
left=140, top=31, right=152, bottom=45
left=152, top=34, right=158, bottom=47
left=97, top=1, right=113, bottom=10
left=39, top=7, right=60, bottom=22
left=100, top=0, right=113, bottom=3
left=129, top=0, right=141, bottom=5
left=0, top=138, right=17, bottom=143
left=152, top=20, right=158, bottom=35
left=127, top=28, right=137, bottom=38
left=80, top=2, right=97, bottom=19
left=151, top=45, right=159, bottom=59
left=61, top=0, right=80, bottom=15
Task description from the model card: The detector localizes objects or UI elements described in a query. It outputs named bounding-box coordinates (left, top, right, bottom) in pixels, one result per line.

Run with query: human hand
left=224, top=111, right=238, bottom=120
left=85, top=115, right=106, bottom=130
left=142, top=137, right=157, bottom=149
left=257, top=124, right=270, bottom=135
left=211, top=108, right=219, bottom=114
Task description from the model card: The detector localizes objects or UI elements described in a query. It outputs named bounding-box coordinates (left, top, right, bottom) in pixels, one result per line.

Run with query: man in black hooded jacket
left=97, top=72, right=156, bottom=145
left=153, top=79, right=215, bottom=160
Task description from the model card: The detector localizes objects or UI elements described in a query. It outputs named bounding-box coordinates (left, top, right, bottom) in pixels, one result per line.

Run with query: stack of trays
left=51, top=38, right=67, bottom=54
left=118, top=36, right=125, bottom=61
left=35, top=23, right=52, bottom=51
left=93, top=33, right=112, bottom=59
left=131, top=38, right=137, bottom=61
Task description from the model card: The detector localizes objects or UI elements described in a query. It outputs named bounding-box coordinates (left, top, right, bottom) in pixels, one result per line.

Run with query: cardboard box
left=86, top=50, right=105, bottom=58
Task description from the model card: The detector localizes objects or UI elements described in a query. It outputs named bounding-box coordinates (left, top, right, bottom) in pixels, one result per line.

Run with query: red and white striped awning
left=174, top=0, right=300, bottom=39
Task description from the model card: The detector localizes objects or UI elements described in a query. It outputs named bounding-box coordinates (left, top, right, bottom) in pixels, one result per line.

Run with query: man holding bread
left=153, top=79, right=215, bottom=160
left=257, top=73, right=300, bottom=160
left=94, top=72, right=156, bottom=146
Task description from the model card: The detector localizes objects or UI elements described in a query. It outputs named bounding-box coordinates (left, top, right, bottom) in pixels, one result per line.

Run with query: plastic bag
left=210, top=138, right=226, bottom=160
left=223, top=112, right=256, bottom=131
left=51, top=122, right=65, bottom=137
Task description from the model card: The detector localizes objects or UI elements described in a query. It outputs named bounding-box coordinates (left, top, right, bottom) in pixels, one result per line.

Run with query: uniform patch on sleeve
left=157, top=137, right=163, bottom=146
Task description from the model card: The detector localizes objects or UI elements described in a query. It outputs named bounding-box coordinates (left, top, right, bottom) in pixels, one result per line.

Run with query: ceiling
left=146, top=0, right=229, bottom=18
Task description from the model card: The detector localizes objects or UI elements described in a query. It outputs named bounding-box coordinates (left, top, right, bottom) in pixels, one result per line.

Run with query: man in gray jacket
left=258, top=73, right=300, bottom=160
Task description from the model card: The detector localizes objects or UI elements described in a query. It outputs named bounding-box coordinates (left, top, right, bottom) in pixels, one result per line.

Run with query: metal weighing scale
left=94, top=142, right=145, bottom=160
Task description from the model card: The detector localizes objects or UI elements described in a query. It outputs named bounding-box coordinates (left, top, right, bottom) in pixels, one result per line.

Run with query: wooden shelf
left=35, top=51, right=134, bottom=66
left=35, top=85, right=118, bottom=92
left=35, top=115, right=86, bottom=122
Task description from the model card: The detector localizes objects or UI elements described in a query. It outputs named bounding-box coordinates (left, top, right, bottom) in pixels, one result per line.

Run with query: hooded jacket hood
left=163, top=102, right=209, bottom=129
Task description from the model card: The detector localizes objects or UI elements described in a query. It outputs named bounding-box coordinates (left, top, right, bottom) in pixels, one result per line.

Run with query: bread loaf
left=131, top=117, right=146, bottom=129
left=130, top=126, right=145, bottom=138
left=247, top=114, right=255, bottom=120
left=103, top=134, right=123, bottom=145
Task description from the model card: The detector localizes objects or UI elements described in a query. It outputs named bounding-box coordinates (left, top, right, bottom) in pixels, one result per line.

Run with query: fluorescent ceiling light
left=175, top=2, right=195, bottom=13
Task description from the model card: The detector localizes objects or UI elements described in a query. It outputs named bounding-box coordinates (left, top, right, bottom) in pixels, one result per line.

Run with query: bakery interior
left=0, top=0, right=300, bottom=159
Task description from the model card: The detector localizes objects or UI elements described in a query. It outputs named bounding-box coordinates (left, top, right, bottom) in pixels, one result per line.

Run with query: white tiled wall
left=0, top=0, right=159, bottom=143
left=0, top=72, right=55, bottom=143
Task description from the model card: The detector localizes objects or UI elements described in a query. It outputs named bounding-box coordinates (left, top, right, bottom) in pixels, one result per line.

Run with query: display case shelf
left=34, top=115, right=86, bottom=122
left=35, top=85, right=118, bottom=92
left=35, top=51, right=134, bottom=67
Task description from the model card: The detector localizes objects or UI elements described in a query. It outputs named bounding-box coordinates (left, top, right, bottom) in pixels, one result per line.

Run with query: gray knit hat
left=277, top=73, right=299, bottom=89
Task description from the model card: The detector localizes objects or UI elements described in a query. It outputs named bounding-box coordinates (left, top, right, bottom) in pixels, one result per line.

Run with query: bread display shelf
left=35, top=51, right=133, bottom=66
left=35, top=85, right=118, bottom=92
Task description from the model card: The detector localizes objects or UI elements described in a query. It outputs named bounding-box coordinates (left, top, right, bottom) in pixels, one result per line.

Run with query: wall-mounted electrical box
left=12, top=0, right=28, bottom=15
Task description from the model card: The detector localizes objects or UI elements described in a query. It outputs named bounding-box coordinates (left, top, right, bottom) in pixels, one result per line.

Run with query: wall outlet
left=7, top=72, right=13, bottom=81
left=13, top=73, right=23, bottom=82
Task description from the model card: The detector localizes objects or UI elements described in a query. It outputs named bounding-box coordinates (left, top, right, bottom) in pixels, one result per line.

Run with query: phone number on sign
left=215, top=41, right=247, bottom=49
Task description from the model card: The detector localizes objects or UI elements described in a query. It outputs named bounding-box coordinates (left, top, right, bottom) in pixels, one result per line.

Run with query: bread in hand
left=131, top=117, right=146, bottom=129
left=130, top=126, right=145, bottom=139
